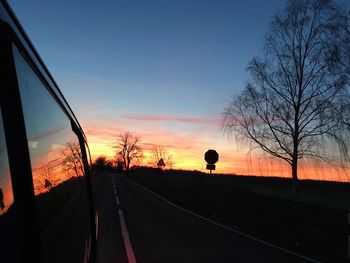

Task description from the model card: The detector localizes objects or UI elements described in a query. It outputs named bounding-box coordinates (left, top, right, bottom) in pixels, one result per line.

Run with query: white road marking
left=133, top=181, right=319, bottom=263
left=115, top=195, right=121, bottom=205
left=112, top=177, right=120, bottom=205
left=118, top=209, right=137, bottom=263
left=112, top=176, right=136, bottom=262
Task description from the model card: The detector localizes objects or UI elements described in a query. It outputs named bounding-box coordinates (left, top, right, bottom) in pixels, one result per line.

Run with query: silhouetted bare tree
left=335, top=7, right=350, bottom=75
left=151, top=144, right=174, bottom=169
left=62, top=141, right=84, bottom=177
left=93, top=155, right=107, bottom=171
left=332, top=7, right=350, bottom=127
left=223, top=0, right=350, bottom=214
left=114, top=132, right=143, bottom=174
left=92, top=155, right=115, bottom=172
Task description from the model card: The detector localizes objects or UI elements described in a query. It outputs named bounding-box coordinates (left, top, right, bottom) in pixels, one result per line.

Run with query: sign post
left=156, top=158, right=165, bottom=183
left=204, top=149, right=219, bottom=175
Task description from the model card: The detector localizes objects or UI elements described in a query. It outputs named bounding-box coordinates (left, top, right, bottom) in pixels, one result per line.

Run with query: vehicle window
left=13, top=45, right=91, bottom=263
left=0, top=107, right=20, bottom=262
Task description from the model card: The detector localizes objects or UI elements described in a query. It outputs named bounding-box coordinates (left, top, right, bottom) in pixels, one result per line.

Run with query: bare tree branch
left=223, top=0, right=350, bottom=213
left=114, top=131, right=143, bottom=174
left=62, top=141, right=84, bottom=177
left=151, top=144, right=174, bottom=169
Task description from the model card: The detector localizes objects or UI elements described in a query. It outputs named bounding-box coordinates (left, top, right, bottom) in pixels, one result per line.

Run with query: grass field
left=128, top=167, right=350, bottom=263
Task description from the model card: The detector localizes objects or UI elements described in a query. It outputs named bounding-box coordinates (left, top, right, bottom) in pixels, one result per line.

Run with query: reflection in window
left=63, top=141, right=85, bottom=178
left=13, top=45, right=91, bottom=263
left=0, top=107, right=19, bottom=262
left=0, top=109, right=14, bottom=215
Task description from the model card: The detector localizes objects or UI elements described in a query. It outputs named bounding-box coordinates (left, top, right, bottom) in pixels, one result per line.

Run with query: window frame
left=0, top=1, right=97, bottom=262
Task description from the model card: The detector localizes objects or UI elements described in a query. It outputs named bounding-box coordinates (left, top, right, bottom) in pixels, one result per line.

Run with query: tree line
left=92, top=131, right=173, bottom=174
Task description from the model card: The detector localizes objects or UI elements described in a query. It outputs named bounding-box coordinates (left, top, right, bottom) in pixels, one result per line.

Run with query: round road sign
left=204, top=149, right=219, bottom=165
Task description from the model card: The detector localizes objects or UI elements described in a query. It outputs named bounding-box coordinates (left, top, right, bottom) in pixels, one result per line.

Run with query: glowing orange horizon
left=78, top=116, right=350, bottom=183
left=86, top=128, right=350, bottom=183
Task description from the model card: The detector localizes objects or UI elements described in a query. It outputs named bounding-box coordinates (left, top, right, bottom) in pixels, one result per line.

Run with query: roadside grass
left=128, top=167, right=350, bottom=263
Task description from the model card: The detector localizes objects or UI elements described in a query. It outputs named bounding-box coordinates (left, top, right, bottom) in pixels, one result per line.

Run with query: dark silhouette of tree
left=116, top=157, right=124, bottom=172
left=151, top=144, right=174, bottom=169
left=93, top=155, right=108, bottom=171
left=114, top=131, right=143, bottom=174
left=332, top=7, right=350, bottom=127
left=223, top=0, right=350, bottom=214
left=335, top=7, right=350, bottom=75
left=93, top=155, right=115, bottom=172
left=62, top=141, right=84, bottom=177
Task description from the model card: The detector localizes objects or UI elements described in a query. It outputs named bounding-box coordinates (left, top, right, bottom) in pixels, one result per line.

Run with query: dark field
left=128, top=167, right=350, bottom=263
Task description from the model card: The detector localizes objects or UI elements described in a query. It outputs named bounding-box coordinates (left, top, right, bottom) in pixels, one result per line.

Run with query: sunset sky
left=9, top=0, right=350, bottom=181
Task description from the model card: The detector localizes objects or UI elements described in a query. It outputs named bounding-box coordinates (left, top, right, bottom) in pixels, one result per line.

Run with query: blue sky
left=13, top=0, right=349, bottom=177
left=9, top=0, right=286, bottom=116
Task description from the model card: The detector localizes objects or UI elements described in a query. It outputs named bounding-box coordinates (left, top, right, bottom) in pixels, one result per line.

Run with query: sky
left=8, top=0, right=350, bottom=181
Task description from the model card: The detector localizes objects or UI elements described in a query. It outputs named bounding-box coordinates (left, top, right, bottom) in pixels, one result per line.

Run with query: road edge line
left=132, top=180, right=320, bottom=263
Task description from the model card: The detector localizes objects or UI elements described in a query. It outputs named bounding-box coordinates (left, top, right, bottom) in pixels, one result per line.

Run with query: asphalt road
left=96, top=173, right=318, bottom=263
left=94, top=173, right=127, bottom=263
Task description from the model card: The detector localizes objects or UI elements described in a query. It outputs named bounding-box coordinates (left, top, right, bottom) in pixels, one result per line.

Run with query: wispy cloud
left=123, top=114, right=221, bottom=126
left=29, top=125, right=68, bottom=142
left=28, top=141, right=39, bottom=149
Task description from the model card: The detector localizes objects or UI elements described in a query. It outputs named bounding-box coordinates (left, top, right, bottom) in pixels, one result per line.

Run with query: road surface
left=95, top=173, right=318, bottom=263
